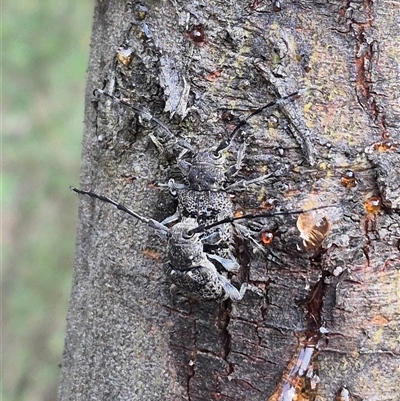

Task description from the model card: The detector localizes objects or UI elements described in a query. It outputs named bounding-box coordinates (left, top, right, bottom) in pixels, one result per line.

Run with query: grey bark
left=59, top=1, right=400, bottom=400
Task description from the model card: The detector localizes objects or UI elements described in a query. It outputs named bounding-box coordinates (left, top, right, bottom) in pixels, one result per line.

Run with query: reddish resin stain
left=364, top=196, right=382, bottom=214
left=341, top=170, right=356, bottom=188
left=262, top=197, right=278, bottom=210
left=234, top=208, right=244, bottom=218
left=186, top=25, right=205, bottom=43
left=261, top=231, right=274, bottom=245
left=373, top=141, right=393, bottom=152
left=116, top=47, right=134, bottom=66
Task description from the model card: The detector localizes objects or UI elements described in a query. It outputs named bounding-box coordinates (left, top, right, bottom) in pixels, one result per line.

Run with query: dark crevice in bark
left=162, top=303, right=192, bottom=317
left=260, top=282, right=270, bottom=321
left=236, top=378, right=264, bottom=394
left=229, top=350, right=268, bottom=363
left=266, top=269, right=328, bottom=401
left=301, top=272, right=327, bottom=334
left=220, top=301, right=233, bottom=363
left=232, top=314, right=266, bottom=326
left=187, top=302, right=197, bottom=401
left=351, top=1, right=388, bottom=140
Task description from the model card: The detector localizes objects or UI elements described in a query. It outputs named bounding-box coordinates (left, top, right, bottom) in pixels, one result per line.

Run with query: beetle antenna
left=70, top=186, right=169, bottom=233
left=215, top=91, right=303, bottom=153
left=188, top=204, right=338, bottom=236
left=93, top=89, right=194, bottom=152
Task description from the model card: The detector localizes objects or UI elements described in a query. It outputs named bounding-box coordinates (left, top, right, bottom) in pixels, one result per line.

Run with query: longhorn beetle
left=71, top=186, right=335, bottom=301
left=71, top=186, right=258, bottom=301
left=74, top=89, right=336, bottom=301
left=93, top=89, right=305, bottom=272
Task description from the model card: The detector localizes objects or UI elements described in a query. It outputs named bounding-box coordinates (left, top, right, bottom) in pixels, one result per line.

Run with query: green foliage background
left=3, top=1, right=94, bottom=400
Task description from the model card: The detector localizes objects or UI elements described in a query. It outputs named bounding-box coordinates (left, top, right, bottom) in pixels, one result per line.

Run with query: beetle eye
left=183, top=230, right=194, bottom=239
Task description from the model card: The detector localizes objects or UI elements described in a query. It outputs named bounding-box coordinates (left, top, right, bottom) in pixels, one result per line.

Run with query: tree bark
left=59, top=1, right=400, bottom=400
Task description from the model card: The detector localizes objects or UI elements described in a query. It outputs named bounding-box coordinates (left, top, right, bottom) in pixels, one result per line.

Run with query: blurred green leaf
left=3, top=1, right=93, bottom=400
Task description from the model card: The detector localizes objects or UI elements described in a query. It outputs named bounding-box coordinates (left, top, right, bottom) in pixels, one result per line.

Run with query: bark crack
left=351, top=1, right=387, bottom=138
left=220, top=301, right=234, bottom=378
left=187, top=302, right=197, bottom=401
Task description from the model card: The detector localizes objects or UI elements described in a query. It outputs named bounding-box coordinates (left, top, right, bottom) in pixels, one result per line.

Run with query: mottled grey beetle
left=76, top=90, right=334, bottom=301
left=71, top=187, right=333, bottom=301
left=93, top=90, right=303, bottom=271
left=71, top=187, right=256, bottom=301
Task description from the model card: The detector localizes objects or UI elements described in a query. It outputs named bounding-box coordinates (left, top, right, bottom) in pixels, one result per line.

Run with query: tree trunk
left=59, top=1, right=400, bottom=400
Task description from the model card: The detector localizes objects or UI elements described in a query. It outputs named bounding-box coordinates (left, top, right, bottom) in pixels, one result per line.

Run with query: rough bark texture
left=59, top=1, right=400, bottom=400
